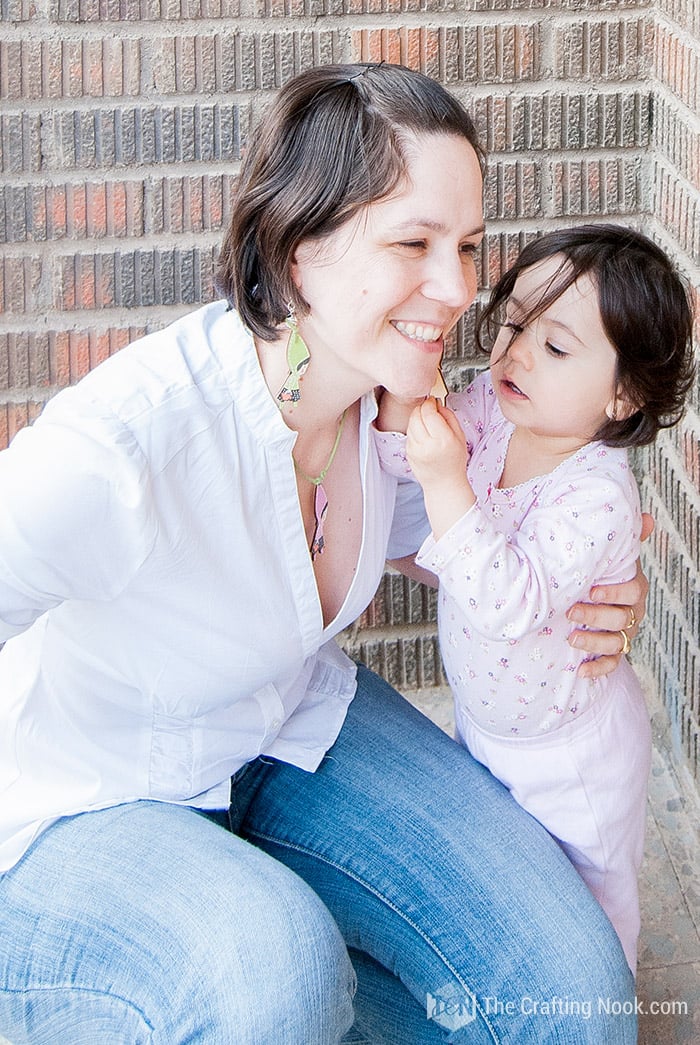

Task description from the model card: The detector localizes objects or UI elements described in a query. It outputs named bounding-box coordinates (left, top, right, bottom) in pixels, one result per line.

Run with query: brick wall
left=636, top=0, right=700, bottom=786
left=1, top=1, right=698, bottom=781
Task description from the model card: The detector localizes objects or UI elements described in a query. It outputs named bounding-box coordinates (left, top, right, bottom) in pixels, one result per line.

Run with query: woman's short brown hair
left=217, top=63, right=484, bottom=340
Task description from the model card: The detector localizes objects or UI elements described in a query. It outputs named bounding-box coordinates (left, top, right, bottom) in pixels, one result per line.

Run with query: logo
left=426, top=983, right=477, bottom=1030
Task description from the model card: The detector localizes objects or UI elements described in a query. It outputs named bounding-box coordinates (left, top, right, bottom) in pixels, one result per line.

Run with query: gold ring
left=619, top=629, right=631, bottom=656
left=624, top=607, right=637, bottom=632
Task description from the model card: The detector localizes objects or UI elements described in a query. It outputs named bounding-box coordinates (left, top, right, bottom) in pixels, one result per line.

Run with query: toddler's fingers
left=418, top=397, right=452, bottom=438
left=407, top=404, right=429, bottom=442
left=438, top=403, right=466, bottom=440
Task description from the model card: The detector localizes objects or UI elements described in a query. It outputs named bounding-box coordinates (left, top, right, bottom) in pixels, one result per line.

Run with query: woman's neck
left=255, top=328, right=370, bottom=435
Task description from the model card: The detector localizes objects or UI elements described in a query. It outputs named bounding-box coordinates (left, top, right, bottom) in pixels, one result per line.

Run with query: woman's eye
left=460, top=242, right=479, bottom=256
left=397, top=240, right=426, bottom=251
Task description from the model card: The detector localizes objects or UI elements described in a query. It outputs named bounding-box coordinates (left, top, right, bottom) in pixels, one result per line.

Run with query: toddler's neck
left=498, top=425, right=590, bottom=489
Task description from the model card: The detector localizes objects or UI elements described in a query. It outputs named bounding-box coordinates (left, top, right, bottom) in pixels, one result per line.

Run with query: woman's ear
left=290, top=238, right=314, bottom=292
left=290, top=255, right=301, bottom=290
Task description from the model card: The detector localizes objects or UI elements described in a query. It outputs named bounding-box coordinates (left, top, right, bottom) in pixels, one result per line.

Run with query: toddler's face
left=490, top=254, right=623, bottom=453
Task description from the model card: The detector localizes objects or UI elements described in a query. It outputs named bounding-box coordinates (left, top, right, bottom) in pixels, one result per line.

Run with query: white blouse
left=0, top=302, right=413, bottom=872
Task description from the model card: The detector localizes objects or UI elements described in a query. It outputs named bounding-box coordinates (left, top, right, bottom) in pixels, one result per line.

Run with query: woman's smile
left=391, top=320, right=445, bottom=347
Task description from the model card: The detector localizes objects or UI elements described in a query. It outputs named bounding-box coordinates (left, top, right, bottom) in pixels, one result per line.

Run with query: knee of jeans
left=2, top=905, right=355, bottom=1045
left=0, top=988, right=157, bottom=1045
left=173, top=872, right=357, bottom=1043
left=530, top=930, right=636, bottom=1042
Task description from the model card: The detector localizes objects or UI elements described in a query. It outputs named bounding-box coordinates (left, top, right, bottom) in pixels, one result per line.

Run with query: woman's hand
left=567, top=513, right=653, bottom=678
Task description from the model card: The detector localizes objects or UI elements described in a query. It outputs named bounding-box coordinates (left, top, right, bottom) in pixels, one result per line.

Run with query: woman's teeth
left=393, top=321, right=442, bottom=343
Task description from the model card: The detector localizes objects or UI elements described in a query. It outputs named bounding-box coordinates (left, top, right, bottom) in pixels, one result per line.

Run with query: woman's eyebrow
left=391, top=219, right=486, bottom=236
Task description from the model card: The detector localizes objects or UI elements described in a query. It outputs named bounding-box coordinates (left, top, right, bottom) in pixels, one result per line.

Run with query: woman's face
left=291, top=132, right=485, bottom=400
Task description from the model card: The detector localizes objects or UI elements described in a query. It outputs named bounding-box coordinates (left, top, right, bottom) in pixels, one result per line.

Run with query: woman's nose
left=424, top=253, right=476, bottom=312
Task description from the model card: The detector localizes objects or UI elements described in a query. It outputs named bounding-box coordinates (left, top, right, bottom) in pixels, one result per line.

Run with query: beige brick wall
left=1, top=0, right=698, bottom=781
left=636, top=0, right=700, bottom=787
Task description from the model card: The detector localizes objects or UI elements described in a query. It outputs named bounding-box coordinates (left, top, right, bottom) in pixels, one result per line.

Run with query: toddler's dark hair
left=477, top=224, right=695, bottom=447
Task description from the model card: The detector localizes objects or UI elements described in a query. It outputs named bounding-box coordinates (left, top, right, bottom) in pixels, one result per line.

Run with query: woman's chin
left=387, top=374, right=437, bottom=401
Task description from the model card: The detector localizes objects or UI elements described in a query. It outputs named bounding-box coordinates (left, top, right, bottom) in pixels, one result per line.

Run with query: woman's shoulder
left=83, top=300, right=240, bottom=401
left=35, top=302, right=259, bottom=469
left=47, top=302, right=248, bottom=420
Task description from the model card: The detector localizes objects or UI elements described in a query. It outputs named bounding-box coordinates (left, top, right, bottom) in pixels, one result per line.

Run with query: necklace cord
left=292, top=409, right=347, bottom=486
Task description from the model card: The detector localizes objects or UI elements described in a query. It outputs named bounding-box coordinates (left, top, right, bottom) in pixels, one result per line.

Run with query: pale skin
left=255, top=131, right=485, bottom=627
left=254, top=130, right=648, bottom=665
left=378, top=257, right=652, bottom=676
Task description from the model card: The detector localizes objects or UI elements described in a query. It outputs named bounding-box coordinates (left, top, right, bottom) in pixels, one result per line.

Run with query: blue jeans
left=0, top=665, right=635, bottom=1043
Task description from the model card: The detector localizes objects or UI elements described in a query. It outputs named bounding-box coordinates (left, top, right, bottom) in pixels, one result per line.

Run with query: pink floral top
left=376, top=371, right=642, bottom=737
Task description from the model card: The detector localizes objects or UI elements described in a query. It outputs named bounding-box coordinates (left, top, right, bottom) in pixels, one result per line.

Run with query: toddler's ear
left=605, top=387, right=638, bottom=422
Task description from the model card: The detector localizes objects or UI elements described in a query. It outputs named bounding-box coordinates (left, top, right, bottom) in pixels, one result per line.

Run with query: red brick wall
left=637, top=0, right=700, bottom=785
left=0, top=1, right=656, bottom=445
left=1, top=0, right=698, bottom=779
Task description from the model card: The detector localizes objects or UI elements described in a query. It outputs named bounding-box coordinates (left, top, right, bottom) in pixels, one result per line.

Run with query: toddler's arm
left=406, top=398, right=475, bottom=539
left=375, top=390, right=422, bottom=434
left=417, top=466, right=641, bottom=644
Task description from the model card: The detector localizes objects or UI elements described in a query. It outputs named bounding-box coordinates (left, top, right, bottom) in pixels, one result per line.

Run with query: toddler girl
left=377, top=224, right=694, bottom=973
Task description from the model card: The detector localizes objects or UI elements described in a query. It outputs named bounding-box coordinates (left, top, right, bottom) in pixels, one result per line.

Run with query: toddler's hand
left=406, top=398, right=470, bottom=489
left=406, top=398, right=475, bottom=539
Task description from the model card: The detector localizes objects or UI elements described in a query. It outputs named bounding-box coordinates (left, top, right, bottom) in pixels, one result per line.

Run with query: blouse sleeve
left=416, top=470, right=641, bottom=641
left=0, top=396, right=157, bottom=642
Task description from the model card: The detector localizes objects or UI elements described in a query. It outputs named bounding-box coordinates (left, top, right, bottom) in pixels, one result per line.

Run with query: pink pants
left=457, top=657, right=652, bottom=974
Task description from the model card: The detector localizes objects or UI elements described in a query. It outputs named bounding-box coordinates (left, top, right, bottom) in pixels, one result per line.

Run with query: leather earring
left=277, top=304, right=310, bottom=404
left=430, top=358, right=449, bottom=405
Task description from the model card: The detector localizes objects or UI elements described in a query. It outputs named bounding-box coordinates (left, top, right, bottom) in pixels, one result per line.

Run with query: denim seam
left=246, top=828, right=500, bottom=1044
left=0, top=983, right=156, bottom=1038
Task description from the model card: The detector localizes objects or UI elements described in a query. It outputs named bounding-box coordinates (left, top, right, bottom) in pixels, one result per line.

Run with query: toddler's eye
left=502, top=320, right=523, bottom=335
left=546, top=342, right=568, bottom=358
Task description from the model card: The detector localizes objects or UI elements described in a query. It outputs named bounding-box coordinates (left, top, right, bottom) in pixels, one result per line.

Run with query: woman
left=0, top=63, right=646, bottom=1043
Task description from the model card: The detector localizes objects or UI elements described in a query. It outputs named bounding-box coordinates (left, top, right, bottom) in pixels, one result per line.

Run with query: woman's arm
left=387, top=554, right=437, bottom=588
left=0, top=407, right=155, bottom=643
left=567, top=515, right=652, bottom=677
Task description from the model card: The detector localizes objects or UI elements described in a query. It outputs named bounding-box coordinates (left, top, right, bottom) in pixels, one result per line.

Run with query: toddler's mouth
left=502, top=378, right=527, bottom=398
